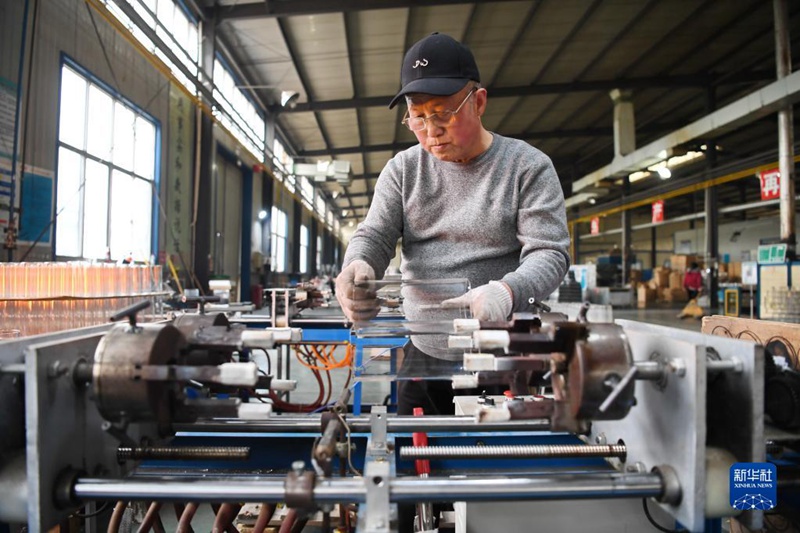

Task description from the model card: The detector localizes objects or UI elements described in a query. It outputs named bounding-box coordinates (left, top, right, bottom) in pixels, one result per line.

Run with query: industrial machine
left=0, top=295, right=796, bottom=532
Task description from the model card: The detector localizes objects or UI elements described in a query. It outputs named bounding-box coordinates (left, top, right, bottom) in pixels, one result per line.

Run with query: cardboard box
left=728, top=262, right=742, bottom=282
left=668, top=271, right=683, bottom=290
left=637, top=286, right=656, bottom=306
left=629, top=270, right=642, bottom=283
left=670, top=254, right=701, bottom=272
left=653, top=267, right=671, bottom=287
left=664, top=287, right=689, bottom=302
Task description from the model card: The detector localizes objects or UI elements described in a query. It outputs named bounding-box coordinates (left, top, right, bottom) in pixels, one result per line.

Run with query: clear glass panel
left=132, top=0, right=155, bottom=27
left=300, top=246, right=308, bottom=274
left=109, top=170, right=131, bottom=259
left=55, top=148, right=83, bottom=257
left=86, top=85, right=113, bottom=159
left=172, top=8, right=188, bottom=49
left=278, top=210, right=287, bottom=237
left=113, top=103, right=135, bottom=170
left=156, top=0, right=174, bottom=33
left=186, top=24, right=199, bottom=64
left=109, top=170, right=151, bottom=260
left=270, top=234, right=278, bottom=271
left=276, top=236, right=286, bottom=272
left=300, top=225, right=309, bottom=246
left=83, top=160, right=109, bottom=259
left=134, top=117, right=156, bottom=180
left=58, top=66, right=87, bottom=149
left=349, top=279, right=473, bottom=380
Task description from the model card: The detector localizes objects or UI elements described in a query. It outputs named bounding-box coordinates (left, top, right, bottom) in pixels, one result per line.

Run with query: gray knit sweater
left=343, top=133, right=570, bottom=359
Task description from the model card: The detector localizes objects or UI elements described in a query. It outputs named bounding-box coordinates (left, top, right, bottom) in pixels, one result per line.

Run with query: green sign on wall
left=757, top=244, right=787, bottom=264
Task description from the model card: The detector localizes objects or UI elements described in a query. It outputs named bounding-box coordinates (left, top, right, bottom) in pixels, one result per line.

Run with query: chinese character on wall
left=758, top=169, right=780, bottom=201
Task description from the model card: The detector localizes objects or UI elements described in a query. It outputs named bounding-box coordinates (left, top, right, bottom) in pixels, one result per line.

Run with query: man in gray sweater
left=336, top=32, right=570, bottom=416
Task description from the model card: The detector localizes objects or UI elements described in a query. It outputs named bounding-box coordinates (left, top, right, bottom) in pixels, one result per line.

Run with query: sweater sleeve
left=342, top=158, right=404, bottom=279
left=501, top=153, right=571, bottom=310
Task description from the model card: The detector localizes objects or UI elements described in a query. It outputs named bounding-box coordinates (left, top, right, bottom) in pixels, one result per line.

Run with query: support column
left=705, top=86, right=720, bottom=309
left=609, top=89, right=635, bottom=158
left=193, top=11, right=217, bottom=293
left=650, top=227, right=657, bottom=269
left=775, top=0, right=796, bottom=258
left=705, top=187, right=719, bottom=309
left=621, top=177, right=632, bottom=284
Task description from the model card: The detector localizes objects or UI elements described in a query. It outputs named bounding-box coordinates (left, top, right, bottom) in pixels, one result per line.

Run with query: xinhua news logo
left=730, top=463, right=777, bottom=511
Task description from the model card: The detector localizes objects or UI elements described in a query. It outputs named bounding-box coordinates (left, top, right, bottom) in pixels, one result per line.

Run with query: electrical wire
left=335, top=411, right=362, bottom=477
left=73, top=501, right=112, bottom=518
left=642, top=499, right=687, bottom=533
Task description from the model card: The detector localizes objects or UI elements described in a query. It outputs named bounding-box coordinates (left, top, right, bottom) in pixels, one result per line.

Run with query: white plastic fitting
left=451, top=374, right=480, bottom=389
left=463, top=352, right=496, bottom=372
left=238, top=403, right=273, bottom=420
left=472, top=330, right=510, bottom=351
left=218, top=362, right=258, bottom=387
left=448, top=335, right=473, bottom=349
left=453, top=319, right=480, bottom=333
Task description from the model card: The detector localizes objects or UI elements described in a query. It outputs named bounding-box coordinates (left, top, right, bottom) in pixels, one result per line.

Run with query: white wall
left=673, top=216, right=800, bottom=262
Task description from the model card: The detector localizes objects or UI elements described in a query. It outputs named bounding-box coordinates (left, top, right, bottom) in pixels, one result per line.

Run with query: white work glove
left=335, top=260, right=380, bottom=322
left=441, top=281, right=513, bottom=321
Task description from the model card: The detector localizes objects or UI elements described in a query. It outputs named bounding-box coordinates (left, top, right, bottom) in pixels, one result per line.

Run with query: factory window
left=103, top=0, right=199, bottom=93
left=315, top=195, right=326, bottom=218
left=299, top=225, right=309, bottom=274
left=299, top=176, right=314, bottom=210
left=270, top=206, right=287, bottom=272
left=316, top=235, right=322, bottom=271
left=55, top=64, right=156, bottom=261
left=213, top=58, right=266, bottom=161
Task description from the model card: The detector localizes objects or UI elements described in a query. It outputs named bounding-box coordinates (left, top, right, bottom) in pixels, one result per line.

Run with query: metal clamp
left=285, top=460, right=317, bottom=510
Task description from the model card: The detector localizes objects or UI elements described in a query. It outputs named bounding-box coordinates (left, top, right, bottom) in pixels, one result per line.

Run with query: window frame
left=54, top=57, right=160, bottom=262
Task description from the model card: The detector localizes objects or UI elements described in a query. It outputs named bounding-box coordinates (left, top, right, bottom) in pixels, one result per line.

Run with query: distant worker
left=335, top=31, right=570, bottom=415
left=683, top=262, right=703, bottom=300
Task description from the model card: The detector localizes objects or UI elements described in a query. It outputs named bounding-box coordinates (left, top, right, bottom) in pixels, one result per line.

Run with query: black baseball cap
left=388, top=32, right=481, bottom=109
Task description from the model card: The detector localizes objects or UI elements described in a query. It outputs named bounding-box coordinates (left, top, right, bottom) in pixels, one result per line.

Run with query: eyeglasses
left=401, top=88, right=476, bottom=131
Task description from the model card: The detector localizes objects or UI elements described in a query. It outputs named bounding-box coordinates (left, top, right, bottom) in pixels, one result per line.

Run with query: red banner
left=590, top=217, right=600, bottom=235
left=758, top=168, right=780, bottom=200
left=652, top=200, right=664, bottom=224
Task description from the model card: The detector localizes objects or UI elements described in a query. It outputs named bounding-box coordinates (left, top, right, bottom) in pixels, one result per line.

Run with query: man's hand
left=441, top=281, right=513, bottom=321
left=335, top=260, right=380, bottom=322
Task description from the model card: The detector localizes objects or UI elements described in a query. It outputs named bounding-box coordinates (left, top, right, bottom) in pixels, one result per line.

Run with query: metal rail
left=176, top=416, right=552, bottom=434
left=72, top=471, right=664, bottom=503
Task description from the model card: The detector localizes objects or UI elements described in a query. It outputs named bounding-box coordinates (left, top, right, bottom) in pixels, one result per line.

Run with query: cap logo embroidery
left=412, top=59, right=428, bottom=69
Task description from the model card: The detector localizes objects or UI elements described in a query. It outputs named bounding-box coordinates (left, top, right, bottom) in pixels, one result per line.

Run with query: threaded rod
left=399, top=444, right=626, bottom=460
left=117, top=446, right=250, bottom=462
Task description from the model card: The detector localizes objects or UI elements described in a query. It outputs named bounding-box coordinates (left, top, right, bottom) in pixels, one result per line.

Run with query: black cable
left=73, top=501, right=112, bottom=518
left=642, top=499, right=686, bottom=533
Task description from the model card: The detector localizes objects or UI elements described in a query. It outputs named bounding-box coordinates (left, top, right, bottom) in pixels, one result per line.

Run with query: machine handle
left=598, top=366, right=638, bottom=413
left=110, top=300, right=151, bottom=328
